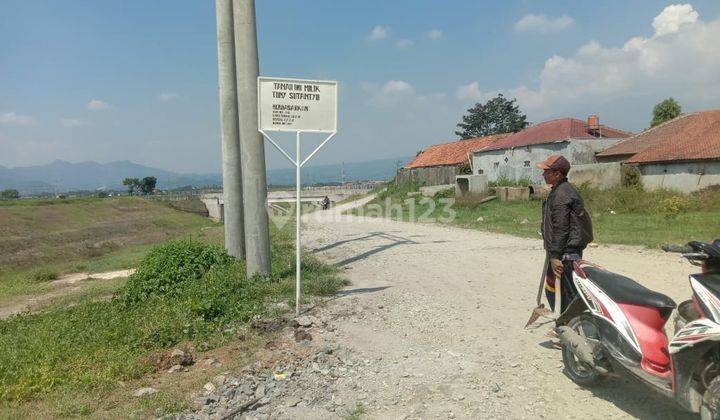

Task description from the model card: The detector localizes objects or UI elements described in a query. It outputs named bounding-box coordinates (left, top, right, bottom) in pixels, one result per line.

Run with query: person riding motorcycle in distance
left=537, top=155, right=594, bottom=313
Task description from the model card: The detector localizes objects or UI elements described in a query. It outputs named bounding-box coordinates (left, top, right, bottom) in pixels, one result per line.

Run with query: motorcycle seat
left=582, top=266, right=676, bottom=310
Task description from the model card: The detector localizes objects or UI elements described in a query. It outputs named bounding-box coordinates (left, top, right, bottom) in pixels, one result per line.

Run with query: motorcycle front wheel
left=561, top=314, right=603, bottom=386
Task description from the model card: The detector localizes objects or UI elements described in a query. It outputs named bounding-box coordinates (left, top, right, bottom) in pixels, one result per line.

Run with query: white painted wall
left=640, top=161, right=720, bottom=192
left=471, top=138, right=623, bottom=184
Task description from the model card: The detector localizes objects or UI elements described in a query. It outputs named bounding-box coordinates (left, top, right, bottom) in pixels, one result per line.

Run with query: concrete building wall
left=640, top=161, right=720, bottom=193
left=568, top=162, right=623, bottom=189
left=472, top=138, right=623, bottom=184
left=396, top=165, right=461, bottom=186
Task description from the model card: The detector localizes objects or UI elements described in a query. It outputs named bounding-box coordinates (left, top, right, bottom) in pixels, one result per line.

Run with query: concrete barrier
left=421, top=184, right=454, bottom=197
left=455, top=175, right=488, bottom=197
left=496, top=186, right=530, bottom=201
left=569, top=162, right=622, bottom=189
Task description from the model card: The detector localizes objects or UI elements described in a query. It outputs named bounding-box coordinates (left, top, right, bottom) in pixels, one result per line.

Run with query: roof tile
left=598, top=110, right=720, bottom=164
left=405, top=134, right=510, bottom=169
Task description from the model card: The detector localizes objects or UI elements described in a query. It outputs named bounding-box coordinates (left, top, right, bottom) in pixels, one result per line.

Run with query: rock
left=255, top=383, right=266, bottom=399
left=206, top=393, right=220, bottom=404
left=167, top=364, right=185, bottom=373
left=250, top=316, right=283, bottom=332
left=589, top=242, right=599, bottom=248
left=133, top=387, right=157, bottom=397
left=293, top=315, right=316, bottom=328
left=213, top=374, right=227, bottom=386
left=476, top=216, right=485, bottom=222
left=204, top=382, right=217, bottom=394
left=294, top=328, right=313, bottom=342
left=520, top=219, right=529, bottom=224
left=170, top=348, right=194, bottom=366
left=286, top=396, right=302, bottom=407
left=240, top=383, right=255, bottom=396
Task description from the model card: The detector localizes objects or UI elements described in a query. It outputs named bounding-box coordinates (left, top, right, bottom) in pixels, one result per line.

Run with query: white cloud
left=158, top=92, right=179, bottom=102
left=87, top=99, right=109, bottom=110
left=367, top=25, right=388, bottom=41
left=426, top=29, right=443, bottom=40
left=456, top=82, right=481, bottom=102
left=0, top=112, right=36, bottom=126
left=502, top=4, right=720, bottom=120
left=381, top=80, right=415, bottom=96
left=652, top=3, right=699, bottom=36
left=363, top=80, right=447, bottom=111
left=514, top=14, right=574, bottom=33
left=60, top=118, right=88, bottom=128
left=396, top=39, right=415, bottom=49
left=455, top=82, right=502, bottom=103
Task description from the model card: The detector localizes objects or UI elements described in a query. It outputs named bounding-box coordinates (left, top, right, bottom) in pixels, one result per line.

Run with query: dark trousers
left=544, top=252, right=581, bottom=313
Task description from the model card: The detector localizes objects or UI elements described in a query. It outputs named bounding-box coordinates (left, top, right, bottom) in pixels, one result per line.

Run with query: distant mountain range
left=0, top=157, right=411, bottom=195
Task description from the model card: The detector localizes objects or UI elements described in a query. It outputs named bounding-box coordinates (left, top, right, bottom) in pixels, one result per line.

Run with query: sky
left=2, top=0, right=720, bottom=173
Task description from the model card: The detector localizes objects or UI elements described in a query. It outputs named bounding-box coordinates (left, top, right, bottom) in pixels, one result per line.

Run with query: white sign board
left=258, top=77, right=337, bottom=133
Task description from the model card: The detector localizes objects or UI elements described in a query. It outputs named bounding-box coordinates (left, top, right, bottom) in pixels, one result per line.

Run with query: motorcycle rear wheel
left=561, top=314, right=603, bottom=386
left=701, top=375, right=720, bottom=420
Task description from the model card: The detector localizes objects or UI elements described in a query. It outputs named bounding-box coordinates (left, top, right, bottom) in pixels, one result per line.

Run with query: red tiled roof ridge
left=477, top=117, right=631, bottom=153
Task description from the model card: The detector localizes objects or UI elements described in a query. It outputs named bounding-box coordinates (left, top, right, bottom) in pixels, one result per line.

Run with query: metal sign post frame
left=258, top=77, right=338, bottom=316
left=260, top=130, right=337, bottom=316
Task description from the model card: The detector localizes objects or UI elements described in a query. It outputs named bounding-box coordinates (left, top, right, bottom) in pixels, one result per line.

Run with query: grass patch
left=29, top=268, right=58, bottom=283
left=356, top=180, right=720, bottom=248
left=0, top=223, right=346, bottom=410
left=0, top=196, right=219, bottom=301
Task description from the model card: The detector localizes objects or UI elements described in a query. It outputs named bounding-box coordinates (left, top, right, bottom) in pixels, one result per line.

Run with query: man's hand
left=550, top=257, right=564, bottom=279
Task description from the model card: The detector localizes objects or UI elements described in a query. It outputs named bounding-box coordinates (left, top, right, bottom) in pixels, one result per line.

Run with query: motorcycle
left=556, top=239, right=720, bottom=418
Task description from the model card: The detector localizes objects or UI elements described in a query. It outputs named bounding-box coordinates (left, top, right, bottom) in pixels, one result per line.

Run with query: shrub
left=660, top=196, right=692, bottom=217
left=120, top=239, right=235, bottom=305
left=621, top=165, right=642, bottom=188
left=29, top=269, right=58, bottom=282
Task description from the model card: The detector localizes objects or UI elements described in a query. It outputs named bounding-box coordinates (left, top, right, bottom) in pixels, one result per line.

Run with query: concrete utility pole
left=215, top=0, right=244, bottom=259
left=233, top=0, right=271, bottom=276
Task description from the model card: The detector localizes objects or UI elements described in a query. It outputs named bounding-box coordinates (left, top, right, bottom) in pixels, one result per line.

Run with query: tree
left=139, top=177, right=157, bottom=195
left=0, top=189, right=20, bottom=200
left=455, top=94, right=529, bottom=139
left=651, top=98, right=682, bottom=127
left=122, top=178, right=140, bottom=195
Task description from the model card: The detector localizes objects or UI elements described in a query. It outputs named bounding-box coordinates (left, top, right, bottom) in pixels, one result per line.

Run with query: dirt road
left=0, top=269, right=134, bottom=319
left=288, top=210, right=696, bottom=419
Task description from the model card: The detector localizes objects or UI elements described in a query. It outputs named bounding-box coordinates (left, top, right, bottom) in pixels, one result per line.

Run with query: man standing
left=537, top=155, right=593, bottom=313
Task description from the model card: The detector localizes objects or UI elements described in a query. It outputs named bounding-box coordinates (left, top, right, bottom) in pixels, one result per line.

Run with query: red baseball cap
left=536, top=155, right=571, bottom=175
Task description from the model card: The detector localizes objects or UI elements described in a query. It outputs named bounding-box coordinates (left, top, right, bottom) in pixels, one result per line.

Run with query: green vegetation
left=651, top=97, right=682, bottom=127
left=455, top=93, right=529, bottom=138
left=357, top=180, right=720, bottom=248
left=0, top=189, right=20, bottom=200
left=345, top=403, right=366, bottom=420
left=29, top=268, right=58, bottom=283
left=123, top=176, right=157, bottom=196
left=0, top=196, right=218, bottom=301
left=0, top=232, right=346, bottom=409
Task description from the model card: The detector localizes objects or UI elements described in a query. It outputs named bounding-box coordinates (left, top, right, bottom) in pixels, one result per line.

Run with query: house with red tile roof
left=398, top=134, right=509, bottom=185
left=471, top=116, right=632, bottom=184
left=596, top=109, right=720, bottom=192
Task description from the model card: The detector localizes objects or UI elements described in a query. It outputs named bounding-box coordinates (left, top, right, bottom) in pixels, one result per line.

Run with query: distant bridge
left=199, top=187, right=373, bottom=222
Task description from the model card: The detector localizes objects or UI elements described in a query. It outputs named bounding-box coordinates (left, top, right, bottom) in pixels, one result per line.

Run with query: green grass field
left=0, top=196, right=219, bottom=302
left=354, top=182, right=720, bottom=248
left=0, top=197, right=347, bottom=418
